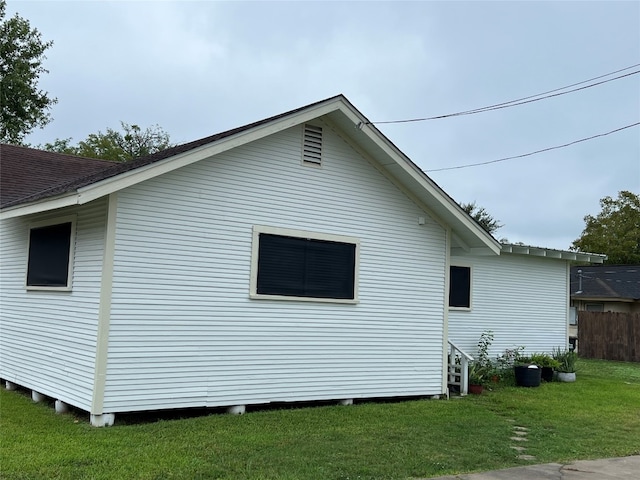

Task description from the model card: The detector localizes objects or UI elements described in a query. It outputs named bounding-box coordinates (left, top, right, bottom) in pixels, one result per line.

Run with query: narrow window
left=449, top=265, right=471, bottom=308
left=26, top=219, right=75, bottom=289
left=585, top=303, right=604, bottom=312
left=251, top=226, right=359, bottom=302
left=302, top=124, right=322, bottom=166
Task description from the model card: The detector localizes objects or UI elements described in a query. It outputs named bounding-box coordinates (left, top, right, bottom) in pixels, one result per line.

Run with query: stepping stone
left=510, top=436, right=528, bottom=441
left=517, top=454, right=537, bottom=460
left=513, top=430, right=528, bottom=436
left=510, top=446, right=527, bottom=452
left=513, top=426, right=528, bottom=431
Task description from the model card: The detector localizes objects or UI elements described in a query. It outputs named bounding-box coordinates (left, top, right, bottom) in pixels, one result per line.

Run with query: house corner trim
left=442, top=227, right=452, bottom=394
left=91, top=193, right=118, bottom=414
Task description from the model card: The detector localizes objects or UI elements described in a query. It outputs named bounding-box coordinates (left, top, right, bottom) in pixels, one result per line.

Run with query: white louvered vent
left=303, top=124, right=322, bottom=166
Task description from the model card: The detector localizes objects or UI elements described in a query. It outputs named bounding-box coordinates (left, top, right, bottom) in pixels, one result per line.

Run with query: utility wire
left=426, top=122, right=640, bottom=172
left=364, top=64, right=640, bottom=125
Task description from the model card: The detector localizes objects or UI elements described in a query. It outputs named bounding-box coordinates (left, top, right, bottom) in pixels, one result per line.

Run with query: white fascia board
left=0, top=194, right=80, bottom=220
left=350, top=114, right=501, bottom=255
left=501, top=244, right=607, bottom=264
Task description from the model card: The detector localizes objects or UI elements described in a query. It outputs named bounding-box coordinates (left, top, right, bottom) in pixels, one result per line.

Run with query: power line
left=364, top=64, right=640, bottom=125
left=426, top=122, right=640, bottom=172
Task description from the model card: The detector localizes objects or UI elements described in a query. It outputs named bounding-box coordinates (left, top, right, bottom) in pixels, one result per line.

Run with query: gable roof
left=571, top=265, right=640, bottom=300
left=0, top=95, right=501, bottom=254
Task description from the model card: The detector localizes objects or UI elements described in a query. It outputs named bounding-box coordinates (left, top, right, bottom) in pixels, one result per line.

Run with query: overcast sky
left=8, top=0, right=640, bottom=251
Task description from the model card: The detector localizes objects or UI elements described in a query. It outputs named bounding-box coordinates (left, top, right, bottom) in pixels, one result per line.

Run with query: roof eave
left=0, top=193, right=81, bottom=220
left=501, top=243, right=607, bottom=263
left=571, top=295, right=638, bottom=302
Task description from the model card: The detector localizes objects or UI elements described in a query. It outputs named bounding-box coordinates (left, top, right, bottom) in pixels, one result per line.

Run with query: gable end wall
left=104, top=122, right=448, bottom=412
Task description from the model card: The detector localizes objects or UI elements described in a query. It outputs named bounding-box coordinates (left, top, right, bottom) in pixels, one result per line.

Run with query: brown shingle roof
left=571, top=265, right=640, bottom=300
left=0, top=144, right=117, bottom=208
left=0, top=95, right=343, bottom=210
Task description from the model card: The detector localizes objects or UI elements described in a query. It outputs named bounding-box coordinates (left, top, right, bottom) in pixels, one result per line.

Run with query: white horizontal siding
left=448, top=253, right=568, bottom=358
left=0, top=198, right=107, bottom=410
left=103, top=122, right=447, bottom=412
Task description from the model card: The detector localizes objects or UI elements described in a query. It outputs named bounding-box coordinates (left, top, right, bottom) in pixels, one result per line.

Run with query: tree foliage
left=460, top=201, right=503, bottom=235
left=571, top=191, right=640, bottom=264
left=0, top=0, right=57, bottom=144
left=41, top=122, right=173, bottom=162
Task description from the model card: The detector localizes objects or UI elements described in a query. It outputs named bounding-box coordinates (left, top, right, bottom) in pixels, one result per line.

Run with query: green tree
left=571, top=191, right=640, bottom=264
left=41, top=122, right=173, bottom=161
left=0, top=0, right=57, bottom=144
left=460, top=201, right=503, bottom=235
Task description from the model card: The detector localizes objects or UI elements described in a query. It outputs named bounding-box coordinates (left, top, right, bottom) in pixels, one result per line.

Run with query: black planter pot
left=514, top=365, right=541, bottom=387
left=541, top=366, right=554, bottom=382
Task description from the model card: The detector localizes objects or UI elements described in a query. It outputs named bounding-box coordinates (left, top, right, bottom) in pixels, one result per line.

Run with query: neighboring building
left=569, top=265, right=640, bottom=349
left=0, top=95, right=605, bottom=426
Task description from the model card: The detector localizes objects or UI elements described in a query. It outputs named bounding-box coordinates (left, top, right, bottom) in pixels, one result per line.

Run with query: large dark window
left=26, top=222, right=73, bottom=288
left=449, top=265, right=471, bottom=308
left=256, top=233, right=356, bottom=299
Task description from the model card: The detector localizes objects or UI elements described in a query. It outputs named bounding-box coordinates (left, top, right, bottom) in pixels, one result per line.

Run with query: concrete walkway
left=427, top=455, right=640, bottom=479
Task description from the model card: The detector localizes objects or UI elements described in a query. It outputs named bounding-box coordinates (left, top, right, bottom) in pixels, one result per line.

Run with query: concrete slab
left=424, top=455, right=640, bottom=480
left=561, top=456, right=640, bottom=479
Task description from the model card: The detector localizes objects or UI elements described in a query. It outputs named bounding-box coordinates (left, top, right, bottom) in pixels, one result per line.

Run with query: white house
left=0, top=95, right=604, bottom=426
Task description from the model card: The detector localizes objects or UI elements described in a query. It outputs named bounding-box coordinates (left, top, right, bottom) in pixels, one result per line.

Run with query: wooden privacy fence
left=579, top=312, right=640, bottom=362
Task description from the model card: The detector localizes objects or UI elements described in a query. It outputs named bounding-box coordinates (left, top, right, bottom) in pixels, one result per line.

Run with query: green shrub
left=530, top=352, right=561, bottom=369
left=553, top=347, right=577, bottom=373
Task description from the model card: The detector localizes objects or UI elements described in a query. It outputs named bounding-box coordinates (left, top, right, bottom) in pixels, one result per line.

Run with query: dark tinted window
left=26, top=222, right=72, bottom=287
left=449, top=266, right=470, bottom=308
left=257, top=233, right=355, bottom=299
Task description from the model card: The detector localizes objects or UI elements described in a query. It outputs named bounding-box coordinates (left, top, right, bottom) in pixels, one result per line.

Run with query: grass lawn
left=1, top=359, right=639, bottom=479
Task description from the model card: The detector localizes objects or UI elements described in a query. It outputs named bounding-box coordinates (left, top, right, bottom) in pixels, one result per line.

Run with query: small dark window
left=257, top=233, right=355, bottom=299
left=26, top=222, right=73, bottom=287
left=585, top=303, right=604, bottom=312
left=449, top=265, right=471, bottom=308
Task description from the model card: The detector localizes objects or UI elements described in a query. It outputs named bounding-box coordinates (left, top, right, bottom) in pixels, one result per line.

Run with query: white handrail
left=448, top=340, right=474, bottom=361
left=447, top=340, right=474, bottom=396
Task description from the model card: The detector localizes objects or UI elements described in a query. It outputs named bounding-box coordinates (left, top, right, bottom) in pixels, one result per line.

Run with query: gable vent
left=303, top=124, right=323, bottom=166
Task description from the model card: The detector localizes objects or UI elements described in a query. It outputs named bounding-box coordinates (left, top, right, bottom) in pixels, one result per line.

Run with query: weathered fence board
left=579, top=312, right=639, bottom=362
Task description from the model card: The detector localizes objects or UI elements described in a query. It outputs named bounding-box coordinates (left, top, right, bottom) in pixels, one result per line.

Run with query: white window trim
left=250, top=225, right=359, bottom=304
left=25, top=214, right=77, bottom=292
left=448, top=263, right=472, bottom=311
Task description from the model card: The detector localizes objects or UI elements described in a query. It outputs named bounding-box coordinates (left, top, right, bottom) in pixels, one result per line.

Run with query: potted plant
left=468, top=331, right=494, bottom=394
left=530, top=352, right=560, bottom=382
left=468, top=362, right=487, bottom=394
left=553, top=347, right=577, bottom=382
left=514, top=355, right=542, bottom=387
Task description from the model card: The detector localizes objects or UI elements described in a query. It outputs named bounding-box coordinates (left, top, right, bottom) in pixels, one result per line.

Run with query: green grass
left=1, top=359, right=639, bottom=479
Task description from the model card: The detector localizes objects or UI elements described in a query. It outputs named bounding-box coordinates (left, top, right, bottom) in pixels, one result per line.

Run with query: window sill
left=250, top=293, right=358, bottom=304
left=449, top=306, right=472, bottom=312
left=26, top=286, right=72, bottom=292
